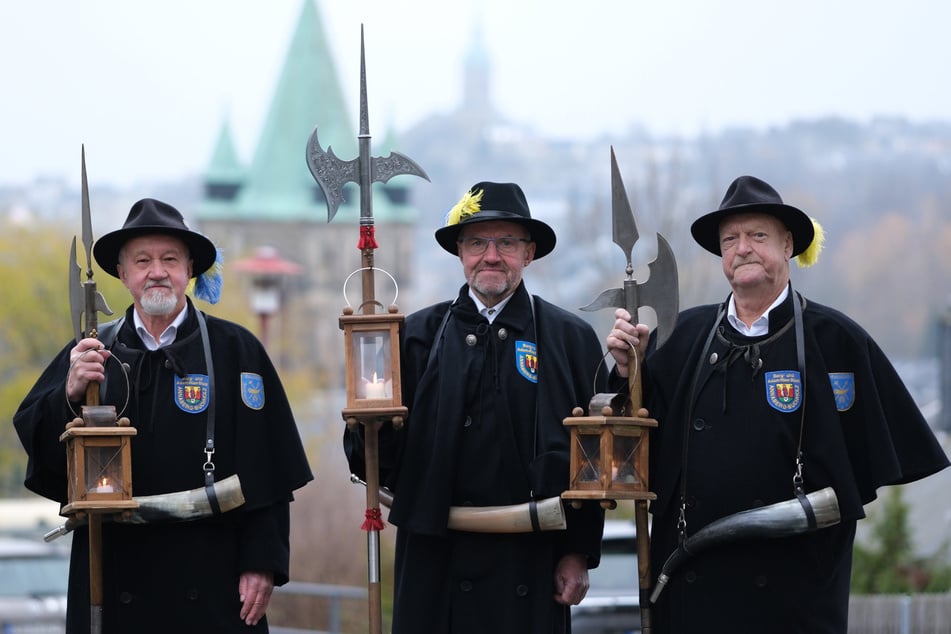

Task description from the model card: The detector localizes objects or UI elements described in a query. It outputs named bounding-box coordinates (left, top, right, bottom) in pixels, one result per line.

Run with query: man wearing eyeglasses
left=345, top=181, right=606, bottom=634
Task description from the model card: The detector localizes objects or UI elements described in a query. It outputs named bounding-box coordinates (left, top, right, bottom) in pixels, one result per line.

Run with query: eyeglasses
left=458, top=236, right=531, bottom=256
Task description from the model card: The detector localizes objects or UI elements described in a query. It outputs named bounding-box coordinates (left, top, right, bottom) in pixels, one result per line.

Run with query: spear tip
left=359, top=26, right=369, bottom=136
left=610, top=149, right=638, bottom=264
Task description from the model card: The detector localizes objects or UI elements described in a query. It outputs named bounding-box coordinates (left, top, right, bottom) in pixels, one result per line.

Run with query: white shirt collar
left=133, top=304, right=189, bottom=350
left=469, top=289, right=515, bottom=324
left=727, top=285, right=789, bottom=337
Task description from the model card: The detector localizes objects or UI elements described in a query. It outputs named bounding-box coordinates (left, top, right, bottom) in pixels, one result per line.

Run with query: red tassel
left=357, top=225, right=379, bottom=249
left=361, top=507, right=385, bottom=531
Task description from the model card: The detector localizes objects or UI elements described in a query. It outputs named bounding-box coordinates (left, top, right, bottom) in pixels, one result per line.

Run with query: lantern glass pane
left=84, top=445, right=124, bottom=494
left=353, top=330, right=392, bottom=399
left=575, top=433, right=601, bottom=482
left=611, top=434, right=642, bottom=485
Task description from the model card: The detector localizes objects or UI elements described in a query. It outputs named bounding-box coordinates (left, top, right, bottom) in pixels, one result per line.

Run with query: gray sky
left=1, top=0, right=948, bottom=187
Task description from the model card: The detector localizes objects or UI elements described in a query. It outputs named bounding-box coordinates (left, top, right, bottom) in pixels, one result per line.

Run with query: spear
left=305, top=27, right=428, bottom=634
left=69, top=146, right=115, bottom=634
left=581, top=148, right=679, bottom=633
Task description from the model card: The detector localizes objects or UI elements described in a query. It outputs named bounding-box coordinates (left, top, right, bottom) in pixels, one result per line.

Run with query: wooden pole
left=360, top=243, right=384, bottom=634
left=629, top=345, right=652, bottom=634
left=86, top=355, right=104, bottom=633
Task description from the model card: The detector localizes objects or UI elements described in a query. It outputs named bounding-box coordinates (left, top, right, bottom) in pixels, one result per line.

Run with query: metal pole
left=88, top=513, right=103, bottom=634
left=363, top=419, right=383, bottom=634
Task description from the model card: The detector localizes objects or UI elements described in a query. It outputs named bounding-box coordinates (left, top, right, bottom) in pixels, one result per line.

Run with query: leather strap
left=792, top=284, right=808, bottom=496
left=195, top=310, right=221, bottom=515
left=796, top=490, right=818, bottom=530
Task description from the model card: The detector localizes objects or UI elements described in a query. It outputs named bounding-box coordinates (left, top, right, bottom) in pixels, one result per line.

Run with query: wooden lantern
left=60, top=405, right=138, bottom=516
left=561, top=392, right=657, bottom=509
left=340, top=305, right=407, bottom=427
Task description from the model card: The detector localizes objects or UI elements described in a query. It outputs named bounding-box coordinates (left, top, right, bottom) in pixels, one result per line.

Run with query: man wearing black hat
left=607, top=176, right=948, bottom=632
left=15, top=198, right=313, bottom=633
left=345, top=182, right=606, bottom=633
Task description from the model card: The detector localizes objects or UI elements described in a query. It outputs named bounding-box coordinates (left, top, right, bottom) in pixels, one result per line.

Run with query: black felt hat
left=434, top=181, right=557, bottom=259
left=94, top=198, right=217, bottom=278
left=690, top=175, right=815, bottom=257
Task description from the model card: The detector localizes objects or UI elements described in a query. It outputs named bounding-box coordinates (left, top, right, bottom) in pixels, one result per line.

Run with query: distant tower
left=461, top=18, right=492, bottom=118
left=939, top=304, right=951, bottom=431
left=203, top=118, right=244, bottom=203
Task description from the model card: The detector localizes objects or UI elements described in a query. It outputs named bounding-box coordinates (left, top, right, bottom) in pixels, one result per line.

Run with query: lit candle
left=365, top=373, right=386, bottom=399
left=94, top=477, right=115, bottom=493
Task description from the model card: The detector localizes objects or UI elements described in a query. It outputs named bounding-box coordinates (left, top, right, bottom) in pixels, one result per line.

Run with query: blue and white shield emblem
left=175, top=374, right=210, bottom=413
left=515, top=340, right=538, bottom=384
left=765, top=370, right=802, bottom=413
left=241, top=372, right=265, bottom=410
left=828, top=372, right=855, bottom=411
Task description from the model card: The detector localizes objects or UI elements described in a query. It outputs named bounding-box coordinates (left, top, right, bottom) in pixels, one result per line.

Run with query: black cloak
left=643, top=291, right=949, bottom=633
left=345, top=283, right=606, bottom=634
left=14, top=300, right=313, bottom=633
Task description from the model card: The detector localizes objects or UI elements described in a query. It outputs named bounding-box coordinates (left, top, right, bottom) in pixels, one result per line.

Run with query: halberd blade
left=69, top=236, right=83, bottom=342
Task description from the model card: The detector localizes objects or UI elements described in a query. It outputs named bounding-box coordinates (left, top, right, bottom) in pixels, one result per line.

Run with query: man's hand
left=239, top=570, right=274, bottom=626
left=606, top=308, right=650, bottom=378
left=67, top=338, right=111, bottom=402
left=553, top=553, right=589, bottom=605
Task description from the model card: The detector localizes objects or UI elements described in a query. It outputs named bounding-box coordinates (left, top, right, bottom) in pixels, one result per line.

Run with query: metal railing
left=270, top=581, right=367, bottom=634
left=849, top=593, right=951, bottom=634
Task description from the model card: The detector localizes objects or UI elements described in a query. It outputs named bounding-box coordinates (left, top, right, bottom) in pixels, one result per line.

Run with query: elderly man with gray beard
left=15, top=198, right=313, bottom=633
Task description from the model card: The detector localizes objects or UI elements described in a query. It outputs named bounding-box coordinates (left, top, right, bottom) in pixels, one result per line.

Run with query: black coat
left=345, top=283, right=606, bottom=634
left=643, top=292, right=949, bottom=634
left=14, top=301, right=313, bottom=634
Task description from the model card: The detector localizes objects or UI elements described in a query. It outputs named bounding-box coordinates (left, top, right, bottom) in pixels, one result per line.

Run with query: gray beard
left=140, top=289, right=178, bottom=316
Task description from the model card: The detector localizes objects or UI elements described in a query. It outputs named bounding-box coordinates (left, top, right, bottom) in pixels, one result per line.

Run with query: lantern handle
left=592, top=341, right=639, bottom=398
left=65, top=347, right=132, bottom=420
left=342, top=266, right=400, bottom=312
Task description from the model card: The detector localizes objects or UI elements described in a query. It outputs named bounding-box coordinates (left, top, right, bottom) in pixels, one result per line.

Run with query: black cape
left=643, top=292, right=949, bottom=633
left=345, top=283, right=606, bottom=634
left=15, top=300, right=313, bottom=633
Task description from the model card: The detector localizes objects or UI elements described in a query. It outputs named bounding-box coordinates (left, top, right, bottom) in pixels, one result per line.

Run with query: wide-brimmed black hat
left=434, top=181, right=557, bottom=259
left=690, top=175, right=815, bottom=257
left=94, top=198, right=217, bottom=278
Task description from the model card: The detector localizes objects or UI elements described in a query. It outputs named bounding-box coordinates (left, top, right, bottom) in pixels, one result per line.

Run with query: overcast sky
left=1, top=0, right=948, bottom=188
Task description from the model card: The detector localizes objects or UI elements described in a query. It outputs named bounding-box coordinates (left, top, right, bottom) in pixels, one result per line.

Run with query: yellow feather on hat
left=795, top=218, right=825, bottom=268
left=445, top=188, right=484, bottom=226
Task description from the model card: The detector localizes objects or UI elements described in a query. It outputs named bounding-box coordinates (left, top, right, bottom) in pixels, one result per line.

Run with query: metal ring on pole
left=342, top=267, right=400, bottom=313
left=65, top=347, right=132, bottom=419
left=591, top=341, right=639, bottom=396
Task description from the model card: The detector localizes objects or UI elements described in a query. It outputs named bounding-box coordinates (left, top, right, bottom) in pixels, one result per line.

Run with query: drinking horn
left=44, top=474, right=246, bottom=542
left=650, top=486, right=840, bottom=603
left=351, top=474, right=567, bottom=533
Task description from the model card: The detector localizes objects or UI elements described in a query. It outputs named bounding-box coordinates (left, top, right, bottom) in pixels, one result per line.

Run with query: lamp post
left=232, top=246, right=302, bottom=349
